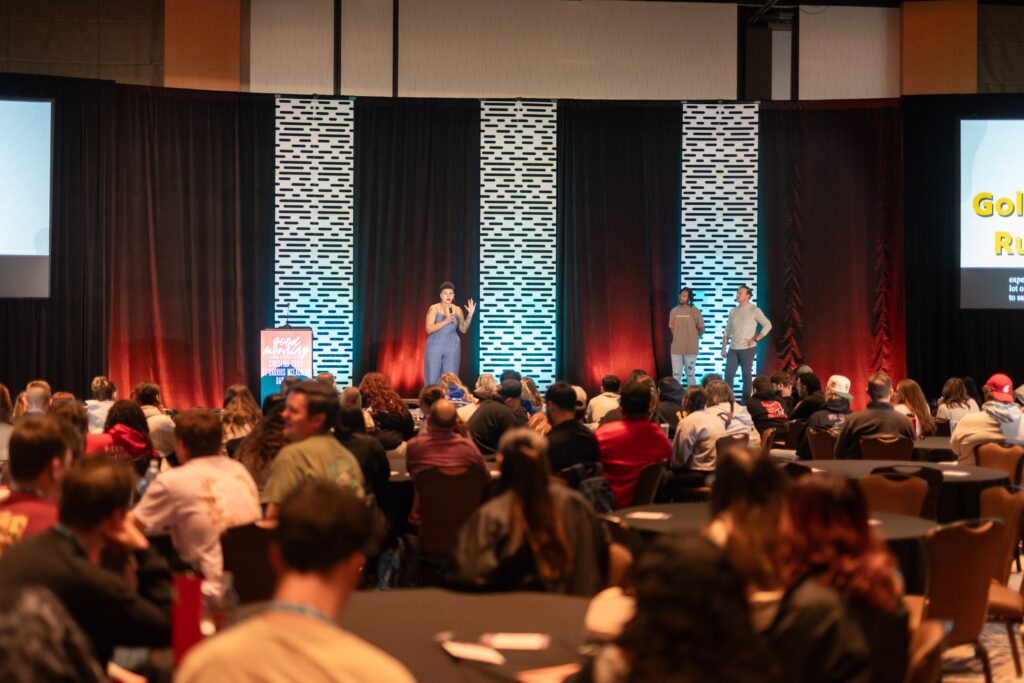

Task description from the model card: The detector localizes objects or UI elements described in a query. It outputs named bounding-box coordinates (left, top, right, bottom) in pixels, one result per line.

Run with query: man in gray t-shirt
left=667, top=287, right=704, bottom=388
left=720, top=285, right=772, bottom=402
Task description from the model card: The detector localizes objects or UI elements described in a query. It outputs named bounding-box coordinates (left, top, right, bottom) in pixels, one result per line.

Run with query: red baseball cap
left=985, top=373, right=1014, bottom=402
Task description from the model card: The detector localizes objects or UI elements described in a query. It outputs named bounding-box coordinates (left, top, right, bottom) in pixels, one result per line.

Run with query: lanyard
left=265, top=601, right=337, bottom=628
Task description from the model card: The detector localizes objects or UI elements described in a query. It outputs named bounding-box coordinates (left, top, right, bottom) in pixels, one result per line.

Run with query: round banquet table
left=235, top=588, right=589, bottom=683
left=911, top=436, right=957, bottom=463
left=617, top=502, right=936, bottom=593
left=805, top=459, right=1009, bottom=523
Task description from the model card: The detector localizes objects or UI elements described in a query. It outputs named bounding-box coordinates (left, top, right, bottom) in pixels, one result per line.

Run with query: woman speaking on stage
left=424, top=281, right=476, bottom=385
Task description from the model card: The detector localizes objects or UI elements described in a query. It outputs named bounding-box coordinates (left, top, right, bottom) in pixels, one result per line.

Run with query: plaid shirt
left=406, top=427, right=488, bottom=524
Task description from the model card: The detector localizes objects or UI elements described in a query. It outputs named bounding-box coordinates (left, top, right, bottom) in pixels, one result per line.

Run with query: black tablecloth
left=236, top=589, right=588, bottom=682
left=911, top=436, right=957, bottom=463
left=617, top=502, right=936, bottom=593
left=806, top=460, right=1009, bottom=523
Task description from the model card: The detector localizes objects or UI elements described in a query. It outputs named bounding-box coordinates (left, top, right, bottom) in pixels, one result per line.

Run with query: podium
left=259, top=327, right=313, bottom=404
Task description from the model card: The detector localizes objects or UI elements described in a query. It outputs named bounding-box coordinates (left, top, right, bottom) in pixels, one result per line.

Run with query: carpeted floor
left=944, top=574, right=1022, bottom=682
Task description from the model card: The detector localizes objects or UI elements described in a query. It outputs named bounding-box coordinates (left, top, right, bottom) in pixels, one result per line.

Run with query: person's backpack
left=572, top=463, right=617, bottom=513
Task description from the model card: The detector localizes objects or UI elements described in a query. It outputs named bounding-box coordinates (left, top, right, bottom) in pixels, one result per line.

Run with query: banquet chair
left=221, top=522, right=276, bottom=603
left=934, top=419, right=952, bottom=437
left=596, top=514, right=634, bottom=589
left=860, top=434, right=914, bottom=460
left=904, top=519, right=1005, bottom=683
left=857, top=474, right=928, bottom=517
left=981, top=487, right=1024, bottom=676
left=716, top=433, right=751, bottom=457
left=905, top=620, right=949, bottom=683
left=806, top=427, right=838, bottom=460
left=415, top=466, right=487, bottom=557
left=975, top=442, right=1024, bottom=487
left=783, top=420, right=806, bottom=450
left=871, top=465, right=942, bottom=521
left=632, top=462, right=667, bottom=506
left=759, top=428, right=776, bottom=458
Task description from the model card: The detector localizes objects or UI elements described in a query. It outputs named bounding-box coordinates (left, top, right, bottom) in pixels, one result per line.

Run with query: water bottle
left=136, top=458, right=160, bottom=497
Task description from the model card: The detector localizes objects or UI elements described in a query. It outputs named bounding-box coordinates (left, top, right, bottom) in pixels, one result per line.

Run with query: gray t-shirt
left=724, top=305, right=772, bottom=350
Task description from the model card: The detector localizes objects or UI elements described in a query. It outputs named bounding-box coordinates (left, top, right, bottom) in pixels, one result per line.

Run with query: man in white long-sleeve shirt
left=672, top=380, right=759, bottom=472
left=720, top=286, right=772, bottom=402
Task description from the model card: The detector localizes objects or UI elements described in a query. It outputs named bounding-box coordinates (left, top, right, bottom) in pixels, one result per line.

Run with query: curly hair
left=102, top=400, right=152, bottom=452
left=618, top=534, right=777, bottom=683
left=235, top=398, right=287, bottom=487
left=359, top=372, right=407, bottom=417
left=777, top=473, right=903, bottom=612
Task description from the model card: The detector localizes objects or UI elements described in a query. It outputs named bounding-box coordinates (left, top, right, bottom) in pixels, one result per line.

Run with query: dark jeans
left=724, top=346, right=757, bottom=401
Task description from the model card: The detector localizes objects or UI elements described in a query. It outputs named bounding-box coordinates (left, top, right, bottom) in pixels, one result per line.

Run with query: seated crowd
left=0, top=363, right=1015, bottom=681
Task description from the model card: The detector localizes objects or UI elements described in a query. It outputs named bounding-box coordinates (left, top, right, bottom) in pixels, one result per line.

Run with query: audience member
left=951, top=373, right=1024, bottom=464
left=48, top=397, right=88, bottom=459
left=501, top=370, right=523, bottom=383
left=596, top=380, right=671, bottom=507
left=176, top=481, right=413, bottom=683
left=573, top=385, right=589, bottom=421
left=405, top=400, right=487, bottom=525
left=654, top=377, right=685, bottom=438
left=416, top=384, right=445, bottom=433
left=701, top=373, right=723, bottom=388
left=586, top=375, right=621, bottom=424
left=339, top=386, right=375, bottom=432
left=521, top=377, right=545, bottom=416
left=935, top=377, right=980, bottom=431
left=467, top=378, right=527, bottom=456
left=892, top=378, right=935, bottom=438
left=221, top=384, right=262, bottom=445
left=769, top=473, right=907, bottom=683
left=770, top=371, right=795, bottom=413
left=672, top=380, right=758, bottom=472
left=315, top=372, right=337, bottom=392
left=52, top=391, right=76, bottom=402
left=335, top=407, right=390, bottom=514
left=789, top=372, right=825, bottom=421
left=279, top=376, right=301, bottom=395
left=599, top=375, right=657, bottom=426
left=745, top=375, right=789, bottom=435
left=438, top=372, right=472, bottom=408
left=24, top=380, right=52, bottom=416
left=132, top=382, right=176, bottom=457
left=359, top=373, right=415, bottom=451
left=11, top=392, right=27, bottom=420
left=0, top=458, right=172, bottom=665
left=682, top=385, right=706, bottom=416
left=962, top=376, right=985, bottom=411
left=133, top=409, right=261, bottom=597
left=235, top=395, right=286, bottom=495
left=544, top=382, right=600, bottom=474
left=833, top=372, right=914, bottom=459
left=86, top=400, right=155, bottom=462
left=0, top=383, right=11, bottom=466
left=262, top=381, right=363, bottom=519
left=454, top=428, right=606, bottom=595
left=589, top=534, right=776, bottom=683
left=706, top=447, right=787, bottom=595
left=795, top=374, right=852, bottom=460
left=0, top=415, right=70, bottom=552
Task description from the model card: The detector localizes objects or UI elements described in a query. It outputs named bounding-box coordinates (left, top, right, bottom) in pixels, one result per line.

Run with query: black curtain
left=759, top=100, right=905, bottom=409
left=557, top=101, right=681, bottom=394
left=104, top=86, right=276, bottom=408
left=0, top=74, right=109, bottom=398
left=904, top=94, right=1024, bottom=397
left=354, top=98, right=480, bottom=397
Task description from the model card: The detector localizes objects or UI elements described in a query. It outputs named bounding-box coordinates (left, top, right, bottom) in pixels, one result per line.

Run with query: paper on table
left=868, top=518, right=882, bottom=526
left=936, top=461, right=959, bottom=467
left=440, top=640, right=507, bottom=665
left=479, top=632, right=551, bottom=650
left=942, top=470, right=970, bottom=478
left=489, top=470, right=501, bottom=478
left=390, top=470, right=400, bottom=476
left=624, top=511, right=671, bottom=521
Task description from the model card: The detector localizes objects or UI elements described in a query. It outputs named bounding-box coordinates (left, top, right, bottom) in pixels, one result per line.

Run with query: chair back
left=923, top=519, right=1004, bottom=647
left=934, top=419, right=952, bottom=437
left=784, top=420, right=806, bottom=450
left=976, top=442, right=1024, bottom=487
left=871, top=465, right=943, bottom=521
left=860, top=434, right=914, bottom=460
left=806, top=427, right=838, bottom=460
left=596, top=513, right=631, bottom=547
left=715, top=433, right=751, bottom=457
left=221, top=523, right=276, bottom=603
left=781, top=461, right=812, bottom=480
left=414, top=467, right=488, bottom=556
left=632, top=462, right=666, bottom=506
left=979, top=487, right=1024, bottom=584
left=857, top=474, right=928, bottom=517
left=760, top=428, right=776, bottom=458
left=905, top=620, right=949, bottom=683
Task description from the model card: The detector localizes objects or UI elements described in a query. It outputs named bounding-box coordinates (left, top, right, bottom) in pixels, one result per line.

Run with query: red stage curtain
left=105, top=86, right=275, bottom=409
left=556, top=101, right=681, bottom=394
left=354, top=99, right=480, bottom=397
left=760, top=100, right=905, bottom=409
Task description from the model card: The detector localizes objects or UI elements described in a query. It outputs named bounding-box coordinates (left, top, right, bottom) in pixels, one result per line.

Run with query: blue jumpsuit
left=424, top=309, right=460, bottom=385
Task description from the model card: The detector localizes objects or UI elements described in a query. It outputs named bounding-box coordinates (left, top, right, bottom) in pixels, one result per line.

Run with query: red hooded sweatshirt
left=85, top=424, right=155, bottom=460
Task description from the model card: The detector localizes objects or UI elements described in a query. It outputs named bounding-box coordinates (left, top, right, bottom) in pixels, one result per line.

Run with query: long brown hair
left=235, top=397, right=287, bottom=485
left=894, top=379, right=935, bottom=436
left=221, top=384, right=262, bottom=428
left=497, top=428, right=572, bottom=584
left=941, top=377, right=970, bottom=409
left=777, top=473, right=902, bottom=612
left=359, top=372, right=407, bottom=416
